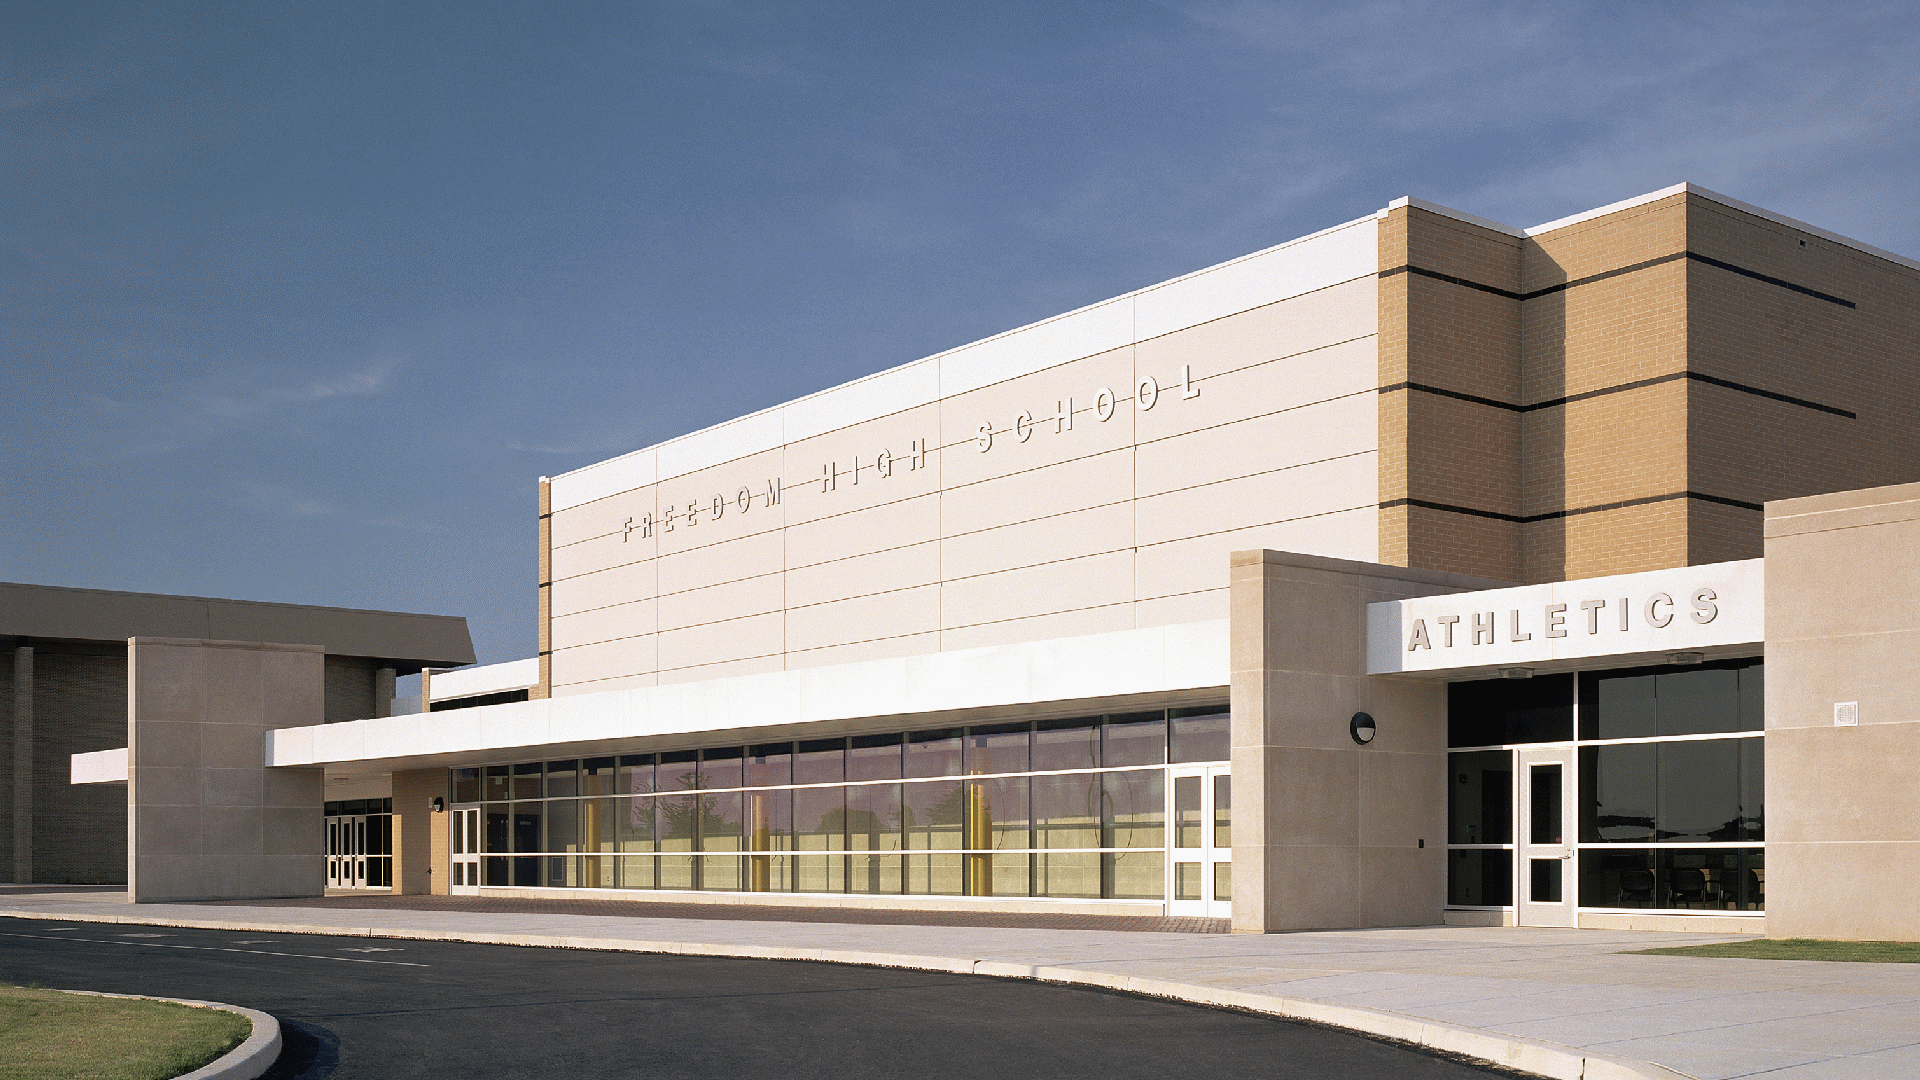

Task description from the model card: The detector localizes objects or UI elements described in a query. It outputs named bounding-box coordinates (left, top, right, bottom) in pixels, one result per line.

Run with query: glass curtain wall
left=1446, top=659, right=1764, bottom=913
left=448, top=707, right=1226, bottom=901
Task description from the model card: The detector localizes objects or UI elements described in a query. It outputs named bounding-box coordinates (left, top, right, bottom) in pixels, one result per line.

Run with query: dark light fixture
left=1350, top=711, right=1376, bottom=745
left=429, top=796, right=446, bottom=813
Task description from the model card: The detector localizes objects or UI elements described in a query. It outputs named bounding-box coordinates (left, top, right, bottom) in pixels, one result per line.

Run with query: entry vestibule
left=324, top=799, right=393, bottom=890
left=1446, top=658, right=1766, bottom=926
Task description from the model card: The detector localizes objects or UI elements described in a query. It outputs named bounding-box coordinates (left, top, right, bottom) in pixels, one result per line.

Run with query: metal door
left=1516, top=747, right=1577, bottom=927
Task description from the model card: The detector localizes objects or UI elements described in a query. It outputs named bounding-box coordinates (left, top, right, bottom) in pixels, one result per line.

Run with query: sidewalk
left=5, top=889, right=1918, bottom=1080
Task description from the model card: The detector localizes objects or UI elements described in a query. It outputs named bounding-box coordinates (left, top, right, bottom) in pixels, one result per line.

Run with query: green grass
left=1628, top=938, right=1920, bottom=963
left=0, top=985, right=251, bottom=1080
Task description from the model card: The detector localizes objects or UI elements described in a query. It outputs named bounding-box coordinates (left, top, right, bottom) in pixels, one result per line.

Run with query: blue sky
left=7, top=1, right=1920, bottom=670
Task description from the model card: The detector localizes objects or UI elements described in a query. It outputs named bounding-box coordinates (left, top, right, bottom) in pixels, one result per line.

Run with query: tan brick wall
left=391, top=768, right=449, bottom=895
left=1378, top=206, right=1524, bottom=581
left=1382, top=189, right=1920, bottom=585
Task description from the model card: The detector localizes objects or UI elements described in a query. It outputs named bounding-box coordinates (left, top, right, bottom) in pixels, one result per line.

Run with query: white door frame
left=1166, top=764, right=1231, bottom=918
left=450, top=806, right=482, bottom=894
left=1516, top=747, right=1577, bottom=927
left=325, top=815, right=371, bottom=889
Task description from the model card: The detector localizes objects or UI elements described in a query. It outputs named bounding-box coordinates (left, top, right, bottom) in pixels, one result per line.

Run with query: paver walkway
left=4, top=887, right=1917, bottom=1080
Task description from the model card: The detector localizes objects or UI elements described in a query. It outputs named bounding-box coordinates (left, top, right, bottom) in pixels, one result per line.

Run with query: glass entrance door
left=1517, top=747, right=1576, bottom=927
left=1167, top=765, right=1231, bottom=918
left=327, top=815, right=368, bottom=889
left=450, top=807, right=481, bottom=894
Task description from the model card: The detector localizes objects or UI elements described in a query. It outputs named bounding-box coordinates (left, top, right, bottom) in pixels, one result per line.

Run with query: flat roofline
left=1394, top=183, right=1920, bottom=272
left=545, top=212, right=1379, bottom=492
left=0, top=581, right=475, bottom=668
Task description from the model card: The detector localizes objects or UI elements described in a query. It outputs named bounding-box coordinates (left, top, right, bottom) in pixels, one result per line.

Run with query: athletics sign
left=1366, top=559, right=1764, bottom=675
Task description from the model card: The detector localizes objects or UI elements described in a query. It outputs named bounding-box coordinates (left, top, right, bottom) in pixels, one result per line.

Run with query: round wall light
left=1350, top=711, right=1377, bottom=745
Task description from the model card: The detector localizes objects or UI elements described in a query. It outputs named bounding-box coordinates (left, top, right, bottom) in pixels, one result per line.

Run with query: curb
left=54, top=989, right=281, bottom=1080
left=2, top=907, right=1691, bottom=1080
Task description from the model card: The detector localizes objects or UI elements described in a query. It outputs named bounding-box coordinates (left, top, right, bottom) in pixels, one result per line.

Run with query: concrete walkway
left=4, top=890, right=1917, bottom=1080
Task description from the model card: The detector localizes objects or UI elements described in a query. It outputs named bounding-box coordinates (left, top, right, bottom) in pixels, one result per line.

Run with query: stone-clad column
left=126, top=637, right=325, bottom=902
left=12, top=646, right=32, bottom=884
left=1764, top=482, right=1920, bottom=940
left=1229, top=551, right=1499, bottom=933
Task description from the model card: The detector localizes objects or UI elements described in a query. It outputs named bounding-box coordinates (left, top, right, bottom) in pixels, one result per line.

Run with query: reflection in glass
left=905, top=729, right=963, bottom=779
left=1529, top=859, right=1561, bottom=903
left=545, top=799, right=578, bottom=852
left=904, top=852, right=962, bottom=895
left=846, top=734, right=898, bottom=782
left=1448, top=675, right=1574, bottom=747
left=743, top=790, right=790, bottom=851
left=701, top=854, right=742, bottom=891
left=1033, top=718, right=1099, bottom=772
left=848, top=852, right=900, bottom=894
left=1529, top=765, right=1561, bottom=845
left=1103, top=713, right=1166, bottom=767
left=453, top=768, right=480, bottom=804
left=1174, top=775, right=1202, bottom=848
left=1031, top=773, right=1100, bottom=849
left=619, top=754, right=655, bottom=794
left=844, top=784, right=901, bottom=851
left=1578, top=848, right=1764, bottom=910
left=966, top=777, right=1029, bottom=849
left=658, top=750, right=700, bottom=792
left=1170, top=708, right=1229, bottom=763
left=746, top=743, right=792, bottom=788
left=1103, top=851, right=1163, bottom=900
left=513, top=762, right=542, bottom=800
left=1175, top=861, right=1201, bottom=901
left=904, top=780, right=965, bottom=850
left=1447, top=849, right=1511, bottom=906
left=795, top=854, right=846, bottom=893
left=701, top=792, right=743, bottom=852
left=513, top=804, right=542, bottom=853
left=965, top=724, right=1029, bottom=775
left=617, top=854, right=654, bottom=889
left=794, top=738, right=846, bottom=785
left=545, top=760, right=579, bottom=798
left=1448, top=751, right=1512, bottom=845
left=582, top=757, right=616, bottom=796
left=1103, top=770, right=1164, bottom=848
left=618, top=796, right=656, bottom=852
left=1582, top=659, right=1764, bottom=739
left=1580, top=741, right=1763, bottom=842
left=658, top=854, right=695, bottom=890
left=1213, top=776, right=1231, bottom=848
left=1035, top=851, right=1099, bottom=898
left=485, top=765, right=510, bottom=802
left=701, top=746, right=744, bottom=790
left=1214, top=862, right=1231, bottom=902
left=657, top=792, right=698, bottom=853
left=794, top=786, right=847, bottom=851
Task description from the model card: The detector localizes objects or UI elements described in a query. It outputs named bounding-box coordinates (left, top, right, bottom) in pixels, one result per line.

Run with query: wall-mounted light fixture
left=1500, top=667, right=1534, bottom=680
left=1668, top=652, right=1704, bottom=665
left=429, top=796, right=446, bottom=813
left=1350, top=711, right=1377, bottom=745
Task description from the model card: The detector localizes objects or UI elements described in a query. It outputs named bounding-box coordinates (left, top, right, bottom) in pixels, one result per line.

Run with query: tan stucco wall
left=545, top=241, right=1383, bottom=696
left=1763, top=482, right=1920, bottom=939
left=1227, top=549, right=1506, bottom=933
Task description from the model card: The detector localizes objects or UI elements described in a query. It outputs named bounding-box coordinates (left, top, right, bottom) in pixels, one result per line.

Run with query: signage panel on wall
left=1366, top=559, right=1764, bottom=676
